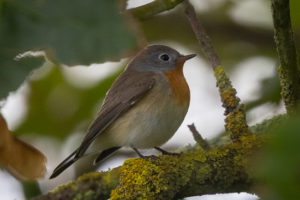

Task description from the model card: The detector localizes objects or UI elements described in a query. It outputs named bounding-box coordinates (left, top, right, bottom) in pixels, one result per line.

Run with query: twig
left=183, top=0, right=252, bottom=141
left=271, top=0, right=300, bottom=113
left=188, top=123, right=211, bottom=150
left=128, top=0, right=184, bottom=20
left=183, top=1, right=220, bottom=69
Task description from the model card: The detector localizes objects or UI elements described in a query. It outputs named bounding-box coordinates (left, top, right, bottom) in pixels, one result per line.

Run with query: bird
left=50, top=45, right=196, bottom=179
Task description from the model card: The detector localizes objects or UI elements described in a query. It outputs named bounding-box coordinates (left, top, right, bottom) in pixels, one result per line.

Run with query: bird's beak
left=180, top=54, right=196, bottom=62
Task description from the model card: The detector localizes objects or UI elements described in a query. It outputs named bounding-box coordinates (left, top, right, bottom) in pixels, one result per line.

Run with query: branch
left=111, top=136, right=262, bottom=199
left=271, top=0, right=300, bottom=114
left=128, top=0, right=184, bottom=20
left=188, top=123, right=211, bottom=150
left=183, top=1, right=220, bottom=70
left=32, top=168, right=121, bottom=200
left=33, top=135, right=262, bottom=200
left=183, top=0, right=252, bottom=141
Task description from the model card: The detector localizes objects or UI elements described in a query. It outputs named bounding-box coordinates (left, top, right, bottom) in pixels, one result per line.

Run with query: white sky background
left=0, top=0, right=285, bottom=199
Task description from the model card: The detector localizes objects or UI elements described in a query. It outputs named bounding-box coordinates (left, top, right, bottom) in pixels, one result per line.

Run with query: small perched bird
left=50, top=45, right=196, bottom=179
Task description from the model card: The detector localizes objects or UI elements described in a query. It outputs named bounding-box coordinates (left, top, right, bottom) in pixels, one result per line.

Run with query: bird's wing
left=75, top=70, right=156, bottom=157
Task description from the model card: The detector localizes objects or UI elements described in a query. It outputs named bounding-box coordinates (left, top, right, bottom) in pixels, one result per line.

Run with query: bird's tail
left=49, top=150, right=79, bottom=179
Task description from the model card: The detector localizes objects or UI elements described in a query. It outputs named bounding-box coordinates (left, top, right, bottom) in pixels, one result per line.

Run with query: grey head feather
left=127, top=45, right=182, bottom=73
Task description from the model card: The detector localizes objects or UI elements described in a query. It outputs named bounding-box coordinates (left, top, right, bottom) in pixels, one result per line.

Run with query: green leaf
left=15, top=63, right=121, bottom=139
left=290, top=0, right=300, bottom=32
left=0, top=0, right=137, bottom=98
left=0, top=54, right=45, bottom=99
left=256, top=115, right=300, bottom=200
left=1, top=0, right=137, bottom=65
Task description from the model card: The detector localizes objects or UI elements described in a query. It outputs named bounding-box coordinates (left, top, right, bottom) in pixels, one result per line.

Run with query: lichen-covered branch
left=128, top=0, right=184, bottom=20
left=214, top=67, right=252, bottom=141
left=110, top=135, right=262, bottom=199
left=271, top=0, right=300, bottom=113
left=31, top=168, right=120, bottom=200
left=184, top=0, right=252, bottom=141
left=33, top=135, right=263, bottom=200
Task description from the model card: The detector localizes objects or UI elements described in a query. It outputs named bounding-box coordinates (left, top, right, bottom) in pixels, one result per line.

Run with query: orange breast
left=163, top=62, right=190, bottom=105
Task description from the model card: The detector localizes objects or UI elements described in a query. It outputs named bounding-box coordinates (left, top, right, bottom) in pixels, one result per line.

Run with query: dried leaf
left=0, top=115, right=46, bottom=181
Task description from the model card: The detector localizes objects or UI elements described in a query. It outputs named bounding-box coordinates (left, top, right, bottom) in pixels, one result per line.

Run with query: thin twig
left=183, top=1, right=220, bottom=69
left=128, top=0, right=184, bottom=20
left=271, top=0, right=300, bottom=113
left=188, top=123, right=211, bottom=151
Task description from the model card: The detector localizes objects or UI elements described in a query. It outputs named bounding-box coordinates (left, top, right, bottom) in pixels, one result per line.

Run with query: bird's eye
left=159, top=54, right=170, bottom=61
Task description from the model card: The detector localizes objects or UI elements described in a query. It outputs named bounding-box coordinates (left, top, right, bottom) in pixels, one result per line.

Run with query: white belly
left=103, top=80, right=189, bottom=149
left=89, top=76, right=190, bottom=153
left=125, top=97, right=188, bottom=148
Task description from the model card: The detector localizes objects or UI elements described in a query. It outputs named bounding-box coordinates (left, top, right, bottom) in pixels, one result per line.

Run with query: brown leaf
left=0, top=114, right=47, bottom=181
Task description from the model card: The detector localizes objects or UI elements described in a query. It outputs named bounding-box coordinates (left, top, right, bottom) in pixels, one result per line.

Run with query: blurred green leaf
left=290, top=0, right=300, bottom=32
left=22, top=181, right=41, bottom=199
left=0, top=0, right=137, bottom=65
left=0, top=55, right=44, bottom=99
left=15, top=63, right=121, bottom=139
left=0, top=0, right=137, bottom=99
left=256, top=115, right=300, bottom=200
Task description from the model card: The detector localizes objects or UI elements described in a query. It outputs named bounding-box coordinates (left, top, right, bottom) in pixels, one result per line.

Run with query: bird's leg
left=131, top=147, right=144, bottom=157
left=155, top=147, right=180, bottom=156
left=131, top=146, right=158, bottom=159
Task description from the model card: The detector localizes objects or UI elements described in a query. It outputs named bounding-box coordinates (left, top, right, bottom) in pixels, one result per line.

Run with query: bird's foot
left=155, top=147, right=181, bottom=156
left=142, top=155, right=159, bottom=160
left=131, top=147, right=159, bottom=160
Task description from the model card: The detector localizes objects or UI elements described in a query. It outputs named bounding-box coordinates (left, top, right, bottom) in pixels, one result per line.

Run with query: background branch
left=128, top=0, right=184, bottom=20
left=271, top=0, right=300, bottom=113
left=183, top=1, right=220, bottom=69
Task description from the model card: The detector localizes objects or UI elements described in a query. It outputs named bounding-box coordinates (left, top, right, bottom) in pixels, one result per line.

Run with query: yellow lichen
left=110, top=134, right=263, bottom=200
left=222, top=89, right=238, bottom=108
